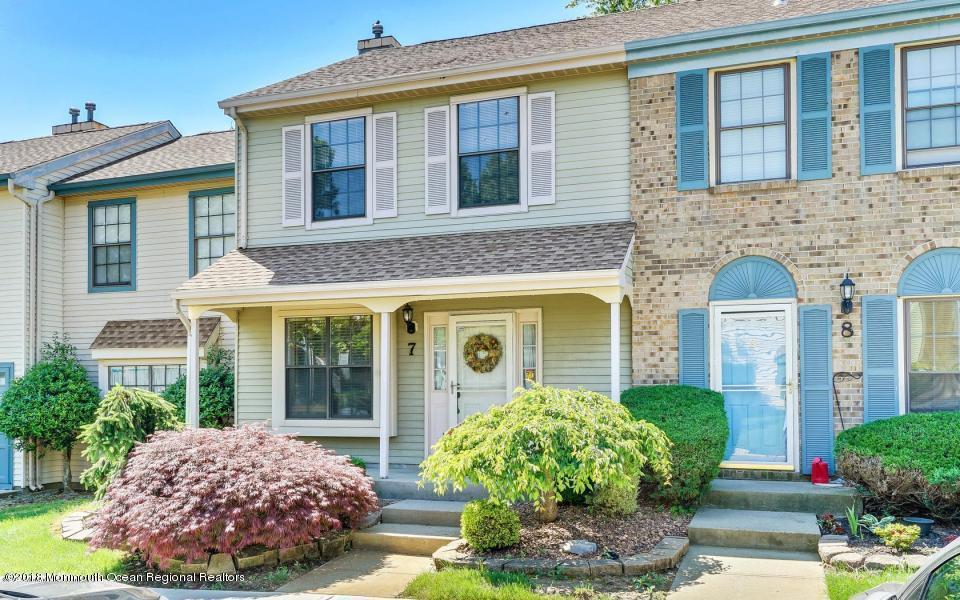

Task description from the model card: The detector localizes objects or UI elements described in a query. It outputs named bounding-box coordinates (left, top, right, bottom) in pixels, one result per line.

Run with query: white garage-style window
left=906, top=298, right=960, bottom=412
left=108, top=364, right=186, bottom=394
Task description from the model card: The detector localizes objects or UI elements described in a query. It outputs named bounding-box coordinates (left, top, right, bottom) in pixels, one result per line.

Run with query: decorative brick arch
left=893, top=239, right=960, bottom=285
left=707, top=249, right=807, bottom=300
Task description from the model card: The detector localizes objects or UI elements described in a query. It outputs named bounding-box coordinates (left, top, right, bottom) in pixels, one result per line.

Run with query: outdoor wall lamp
left=840, top=274, right=856, bottom=315
left=402, top=304, right=417, bottom=334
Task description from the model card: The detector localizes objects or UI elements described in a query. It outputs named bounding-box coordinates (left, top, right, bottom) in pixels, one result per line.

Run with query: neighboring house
left=0, top=108, right=235, bottom=489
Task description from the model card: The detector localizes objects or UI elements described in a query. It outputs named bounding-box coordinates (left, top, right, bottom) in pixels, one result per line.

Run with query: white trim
left=304, top=108, right=376, bottom=230
left=897, top=296, right=908, bottom=415
left=378, top=311, right=392, bottom=478
left=710, top=299, right=799, bottom=471
left=97, top=358, right=193, bottom=395
left=609, top=300, right=621, bottom=402
left=449, top=90, right=529, bottom=218
left=92, top=347, right=194, bottom=361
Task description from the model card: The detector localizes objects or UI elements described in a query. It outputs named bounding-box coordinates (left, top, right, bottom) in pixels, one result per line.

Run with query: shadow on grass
left=0, top=496, right=90, bottom=522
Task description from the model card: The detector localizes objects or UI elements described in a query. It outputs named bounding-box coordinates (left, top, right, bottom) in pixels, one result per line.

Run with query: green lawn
left=826, top=567, right=914, bottom=600
left=0, top=498, right=126, bottom=575
left=404, top=569, right=612, bottom=600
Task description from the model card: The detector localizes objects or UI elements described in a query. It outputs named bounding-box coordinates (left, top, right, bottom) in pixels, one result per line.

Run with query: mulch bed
left=467, top=498, right=691, bottom=560
left=845, top=524, right=960, bottom=556
left=0, top=489, right=89, bottom=509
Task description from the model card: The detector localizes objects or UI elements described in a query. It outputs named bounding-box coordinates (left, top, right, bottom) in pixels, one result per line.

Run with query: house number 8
left=841, top=322, right=854, bottom=338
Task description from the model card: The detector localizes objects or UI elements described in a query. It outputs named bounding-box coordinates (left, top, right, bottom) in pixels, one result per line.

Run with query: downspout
left=226, top=108, right=248, bottom=249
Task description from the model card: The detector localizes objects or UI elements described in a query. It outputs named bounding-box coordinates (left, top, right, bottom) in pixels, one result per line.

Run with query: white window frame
left=271, top=306, right=383, bottom=436
left=897, top=295, right=960, bottom=414
left=707, top=60, right=798, bottom=187
left=304, top=107, right=375, bottom=230
left=97, top=358, right=194, bottom=395
left=449, top=87, right=529, bottom=217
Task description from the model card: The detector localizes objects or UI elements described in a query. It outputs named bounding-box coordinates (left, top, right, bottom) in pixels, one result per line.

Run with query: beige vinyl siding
left=0, top=191, right=25, bottom=373
left=234, top=294, right=629, bottom=465
left=244, top=70, right=630, bottom=246
left=61, top=182, right=236, bottom=382
left=41, top=198, right=65, bottom=342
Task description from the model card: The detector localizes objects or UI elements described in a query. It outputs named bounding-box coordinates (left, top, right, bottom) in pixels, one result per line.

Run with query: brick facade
left=630, top=48, right=960, bottom=433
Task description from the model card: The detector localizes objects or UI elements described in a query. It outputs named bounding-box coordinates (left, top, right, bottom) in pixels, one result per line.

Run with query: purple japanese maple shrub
left=90, top=424, right=378, bottom=566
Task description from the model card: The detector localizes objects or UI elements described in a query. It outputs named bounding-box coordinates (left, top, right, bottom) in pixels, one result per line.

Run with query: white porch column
left=186, top=317, right=201, bottom=428
left=609, top=300, right=621, bottom=403
left=378, top=311, right=392, bottom=479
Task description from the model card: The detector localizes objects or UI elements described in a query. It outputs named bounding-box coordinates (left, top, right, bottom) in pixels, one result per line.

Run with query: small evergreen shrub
left=80, top=386, right=182, bottom=499
left=588, top=474, right=639, bottom=516
left=835, top=413, right=960, bottom=522
left=161, top=347, right=234, bottom=428
left=420, top=386, right=671, bottom=523
left=460, top=500, right=520, bottom=551
left=349, top=456, right=367, bottom=472
left=874, top=523, right=921, bottom=552
left=90, top=425, right=379, bottom=566
left=621, top=385, right=728, bottom=506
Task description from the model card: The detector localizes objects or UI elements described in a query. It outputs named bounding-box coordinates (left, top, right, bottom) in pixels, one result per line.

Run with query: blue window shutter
left=798, top=53, right=832, bottom=181
left=799, top=305, right=834, bottom=474
left=676, top=70, right=709, bottom=190
left=859, top=45, right=896, bottom=175
left=862, top=295, right=899, bottom=422
left=678, top=309, right=709, bottom=388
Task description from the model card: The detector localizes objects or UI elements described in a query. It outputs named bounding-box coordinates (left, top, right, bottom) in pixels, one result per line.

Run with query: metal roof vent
left=358, top=20, right=400, bottom=54
left=52, top=102, right=108, bottom=135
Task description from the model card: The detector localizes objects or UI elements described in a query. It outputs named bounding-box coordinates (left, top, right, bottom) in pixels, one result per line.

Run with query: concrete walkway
left=277, top=549, right=434, bottom=598
left=668, top=545, right=828, bottom=600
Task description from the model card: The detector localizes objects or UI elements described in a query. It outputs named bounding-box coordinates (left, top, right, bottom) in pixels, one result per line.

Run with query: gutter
left=51, top=163, right=235, bottom=195
left=225, top=108, right=248, bottom=249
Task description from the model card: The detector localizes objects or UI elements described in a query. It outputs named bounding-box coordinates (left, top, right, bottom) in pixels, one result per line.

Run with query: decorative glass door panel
left=718, top=310, right=789, bottom=464
left=451, top=316, right=513, bottom=423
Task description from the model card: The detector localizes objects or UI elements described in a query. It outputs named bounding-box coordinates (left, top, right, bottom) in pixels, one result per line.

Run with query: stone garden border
left=432, top=536, right=689, bottom=577
left=819, top=534, right=932, bottom=571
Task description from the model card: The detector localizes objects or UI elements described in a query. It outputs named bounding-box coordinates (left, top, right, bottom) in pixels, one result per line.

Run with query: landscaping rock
left=562, top=539, right=597, bottom=556
left=278, top=545, right=306, bottom=563
left=503, top=558, right=557, bottom=574
left=831, top=552, right=865, bottom=569
left=819, top=541, right=851, bottom=562
left=589, top=559, right=624, bottom=576
left=622, top=555, right=657, bottom=575
left=320, top=535, right=348, bottom=560
left=260, top=549, right=279, bottom=566
left=207, top=553, right=236, bottom=576
left=864, top=554, right=902, bottom=570
left=903, top=554, right=929, bottom=570
left=482, top=558, right=508, bottom=572
left=821, top=535, right=848, bottom=544
left=179, top=558, right=208, bottom=575
left=302, top=542, right=320, bottom=559
left=556, top=559, right=592, bottom=577
left=432, top=539, right=469, bottom=570
left=235, top=551, right=266, bottom=570
left=358, top=510, right=381, bottom=530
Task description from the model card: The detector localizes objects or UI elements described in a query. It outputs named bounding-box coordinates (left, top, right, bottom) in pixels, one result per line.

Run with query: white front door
left=711, top=302, right=797, bottom=469
left=450, top=313, right=515, bottom=425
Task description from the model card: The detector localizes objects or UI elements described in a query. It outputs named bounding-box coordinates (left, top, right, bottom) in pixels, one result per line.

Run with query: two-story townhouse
left=624, top=0, right=960, bottom=477
left=0, top=109, right=235, bottom=489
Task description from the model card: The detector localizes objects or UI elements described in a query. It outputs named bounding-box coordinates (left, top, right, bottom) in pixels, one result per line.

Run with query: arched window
left=709, top=256, right=797, bottom=302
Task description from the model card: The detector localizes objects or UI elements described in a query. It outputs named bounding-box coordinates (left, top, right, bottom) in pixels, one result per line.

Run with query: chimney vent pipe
left=84, top=102, right=96, bottom=122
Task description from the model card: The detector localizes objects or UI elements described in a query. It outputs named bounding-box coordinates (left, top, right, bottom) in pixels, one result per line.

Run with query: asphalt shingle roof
left=225, top=0, right=903, bottom=103
left=90, top=317, right=221, bottom=349
left=0, top=122, right=162, bottom=174
left=63, top=130, right=235, bottom=184
left=178, top=221, right=635, bottom=292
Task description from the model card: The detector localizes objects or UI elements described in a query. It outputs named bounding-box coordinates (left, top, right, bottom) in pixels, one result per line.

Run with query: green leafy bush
left=874, top=523, right=921, bottom=552
left=420, top=385, right=671, bottom=522
left=460, top=500, right=521, bottom=551
left=161, top=347, right=234, bottom=428
left=835, top=413, right=960, bottom=522
left=588, top=474, right=639, bottom=516
left=79, top=386, right=182, bottom=499
left=350, top=456, right=367, bottom=472
left=621, top=385, right=728, bottom=506
left=0, top=336, right=100, bottom=490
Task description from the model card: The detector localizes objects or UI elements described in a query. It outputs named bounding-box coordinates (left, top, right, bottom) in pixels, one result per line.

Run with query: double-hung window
left=89, top=198, right=135, bottom=292
left=457, top=96, right=520, bottom=209
left=285, top=315, right=373, bottom=420
left=903, top=42, right=960, bottom=167
left=717, top=65, right=790, bottom=183
left=907, top=298, right=960, bottom=413
left=311, top=117, right=367, bottom=222
left=191, top=189, right=236, bottom=275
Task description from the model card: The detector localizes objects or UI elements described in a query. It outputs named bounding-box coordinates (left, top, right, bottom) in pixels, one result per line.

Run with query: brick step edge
left=433, top=536, right=688, bottom=577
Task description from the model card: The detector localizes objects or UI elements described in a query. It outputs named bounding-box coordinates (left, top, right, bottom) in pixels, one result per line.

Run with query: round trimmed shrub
left=588, top=474, right=639, bottom=516
left=460, top=500, right=520, bottom=552
left=420, top=385, right=671, bottom=522
left=621, top=385, right=728, bottom=506
left=835, top=412, right=960, bottom=522
left=90, top=425, right=379, bottom=567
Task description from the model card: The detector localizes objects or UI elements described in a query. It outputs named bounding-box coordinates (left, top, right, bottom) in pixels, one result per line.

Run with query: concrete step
left=688, top=508, right=821, bottom=553
left=381, top=500, right=466, bottom=528
left=351, top=523, right=461, bottom=556
left=370, top=465, right=487, bottom=502
left=705, top=479, right=861, bottom=515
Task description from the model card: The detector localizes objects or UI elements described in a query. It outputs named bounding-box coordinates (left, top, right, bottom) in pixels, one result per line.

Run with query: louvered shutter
left=862, top=295, right=900, bottom=421
left=676, top=70, right=709, bottom=190
left=859, top=45, right=896, bottom=175
left=800, top=305, right=834, bottom=473
left=798, top=53, right=833, bottom=181
left=678, top=309, right=709, bottom=388
left=527, top=91, right=556, bottom=206
left=424, top=106, right=451, bottom=215
left=281, top=124, right=306, bottom=227
left=372, top=112, right=398, bottom=218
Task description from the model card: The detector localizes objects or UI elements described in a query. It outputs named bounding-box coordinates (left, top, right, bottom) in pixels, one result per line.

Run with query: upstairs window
left=716, top=65, right=790, bottom=183
left=903, top=42, right=960, bottom=167
left=457, top=96, right=520, bottom=209
left=311, top=117, right=366, bottom=221
left=89, top=198, right=135, bottom=292
left=191, top=189, right=236, bottom=275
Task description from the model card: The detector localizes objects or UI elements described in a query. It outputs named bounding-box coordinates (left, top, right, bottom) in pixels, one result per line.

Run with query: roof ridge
left=182, top=129, right=234, bottom=138
left=0, top=121, right=161, bottom=147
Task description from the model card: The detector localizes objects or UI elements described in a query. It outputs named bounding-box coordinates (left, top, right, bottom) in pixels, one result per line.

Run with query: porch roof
left=90, top=317, right=221, bottom=350
left=174, top=221, right=634, bottom=304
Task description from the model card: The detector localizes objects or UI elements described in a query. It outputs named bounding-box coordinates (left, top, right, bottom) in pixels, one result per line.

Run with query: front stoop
left=352, top=523, right=461, bottom=556
left=688, top=508, right=821, bottom=552
left=381, top=499, right=466, bottom=528
left=705, top=479, right=861, bottom=515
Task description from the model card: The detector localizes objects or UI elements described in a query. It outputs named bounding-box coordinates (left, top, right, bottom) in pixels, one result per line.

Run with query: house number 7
left=408, top=342, right=416, bottom=356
